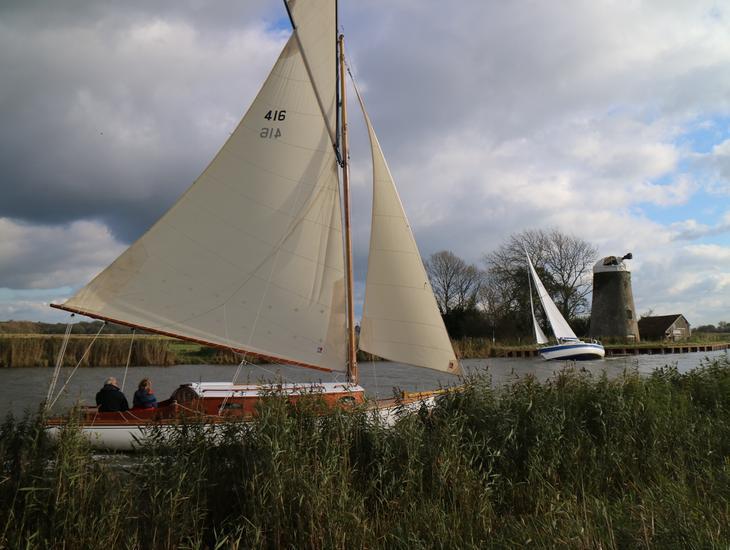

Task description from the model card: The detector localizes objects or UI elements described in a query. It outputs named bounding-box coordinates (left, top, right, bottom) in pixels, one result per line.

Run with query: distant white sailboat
left=526, top=251, right=605, bottom=361
left=46, top=0, right=459, bottom=450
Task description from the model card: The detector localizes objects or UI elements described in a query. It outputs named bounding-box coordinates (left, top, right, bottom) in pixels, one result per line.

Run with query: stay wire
left=120, top=329, right=136, bottom=392
left=218, top=353, right=248, bottom=415
left=49, top=321, right=107, bottom=409
left=45, top=314, right=75, bottom=408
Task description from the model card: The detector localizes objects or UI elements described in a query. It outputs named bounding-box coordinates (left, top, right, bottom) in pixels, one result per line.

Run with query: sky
left=1, top=0, right=729, bottom=327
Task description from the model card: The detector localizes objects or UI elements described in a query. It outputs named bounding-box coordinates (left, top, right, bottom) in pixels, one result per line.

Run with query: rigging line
left=45, top=315, right=75, bottom=408
left=49, top=322, right=107, bottom=409
left=219, top=353, right=248, bottom=415
left=370, top=356, right=380, bottom=399
left=47, top=317, right=73, bottom=403
left=343, top=43, right=359, bottom=86
left=120, top=329, right=136, bottom=393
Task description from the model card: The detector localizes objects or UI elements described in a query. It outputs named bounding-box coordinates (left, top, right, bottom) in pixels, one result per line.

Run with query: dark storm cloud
left=0, top=1, right=275, bottom=33
left=0, top=0, right=278, bottom=242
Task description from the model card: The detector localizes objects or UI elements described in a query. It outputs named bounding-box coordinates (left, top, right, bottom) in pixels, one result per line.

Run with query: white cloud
left=0, top=11, right=287, bottom=239
left=0, top=218, right=125, bottom=289
left=684, top=243, right=730, bottom=262
left=692, top=138, right=730, bottom=194
left=671, top=211, right=730, bottom=240
left=0, top=298, right=71, bottom=324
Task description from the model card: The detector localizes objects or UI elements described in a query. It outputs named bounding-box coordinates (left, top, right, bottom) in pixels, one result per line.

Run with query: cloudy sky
left=1, top=0, right=729, bottom=326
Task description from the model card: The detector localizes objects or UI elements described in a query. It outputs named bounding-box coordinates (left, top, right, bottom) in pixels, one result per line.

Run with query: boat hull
left=538, top=342, right=605, bottom=361
left=46, top=398, right=428, bottom=451
left=46, top=382, right=454, bottom=451
left=46, top=381, right=367, bottom=451
left=46, top=424, right=154, bottom=451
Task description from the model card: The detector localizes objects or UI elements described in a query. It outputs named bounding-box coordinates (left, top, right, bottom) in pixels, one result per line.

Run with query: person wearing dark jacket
left=96, top=377, right=129, bottom=412
left=133, top=378, right=158, bottom=409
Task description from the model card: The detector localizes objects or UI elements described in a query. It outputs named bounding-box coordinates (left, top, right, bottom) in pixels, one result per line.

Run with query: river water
left=2, top=350, right=727, bottom=417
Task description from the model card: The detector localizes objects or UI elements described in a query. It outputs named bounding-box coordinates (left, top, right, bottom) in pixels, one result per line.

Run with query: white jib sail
left=60, top=29, right=347, bottom=372
left=527, top=268, right=549, bottom=345
left=355, top=87, right=459, bottom=374
left=525, top=252, right=577, bottom=342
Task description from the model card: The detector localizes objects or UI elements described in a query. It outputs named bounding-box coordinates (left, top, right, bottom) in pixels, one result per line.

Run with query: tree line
left=694, top=322, right=730, bottom=334
left=425, top=228, right=596, bottom=342
left=0, top=320, right=138, bottom=335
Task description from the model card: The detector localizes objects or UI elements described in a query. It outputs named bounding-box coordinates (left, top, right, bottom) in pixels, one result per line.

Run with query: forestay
left=58, top=13, right=347, bottom=372
left=526, top=253, right=577, bottom=341
left=355, top=88, right=459, bottom=374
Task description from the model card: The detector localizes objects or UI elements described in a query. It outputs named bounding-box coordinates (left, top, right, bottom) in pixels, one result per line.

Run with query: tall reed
left=0, top=356, right=728, bottom=548
left=0, top=335, right=175, bottom=368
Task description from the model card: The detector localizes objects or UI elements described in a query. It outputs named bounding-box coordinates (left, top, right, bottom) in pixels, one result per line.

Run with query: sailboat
left=526, top=251, right=605, bottom=361
left=45, top=0, right=460, bottom=449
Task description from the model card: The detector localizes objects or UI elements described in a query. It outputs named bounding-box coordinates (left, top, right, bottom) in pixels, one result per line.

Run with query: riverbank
left=1, top=355, right=728, bottom=548
left=2, top=334, right=729, bottom=367
left=0, top=335, right=257, bottom=368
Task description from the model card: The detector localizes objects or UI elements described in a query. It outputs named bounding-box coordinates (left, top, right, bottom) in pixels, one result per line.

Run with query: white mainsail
left=355, top=87, right=459, bottom=374
left=58, top=20, right=347, bottom=371
left=527, top=267, right=549, bottom=345
left=525, top=252, right=577, bottom=342
left=285, top=0, right=338, bottom=140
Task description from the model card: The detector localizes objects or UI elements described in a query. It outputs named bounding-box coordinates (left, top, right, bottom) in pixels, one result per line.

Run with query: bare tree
left=425, top=250, right=483, bottom=315
left=483, top=228, right=597, bottom=324
left=542, top=229, right=596, bottom=319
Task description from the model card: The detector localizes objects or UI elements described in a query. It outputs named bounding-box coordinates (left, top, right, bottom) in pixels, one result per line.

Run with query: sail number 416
left=264, top=110, right=286, bottom=121
left=260, top=110, right=286, bottom=139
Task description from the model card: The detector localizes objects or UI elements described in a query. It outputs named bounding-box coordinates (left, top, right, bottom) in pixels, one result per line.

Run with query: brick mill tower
left=589, top=253, right=640, bottom=342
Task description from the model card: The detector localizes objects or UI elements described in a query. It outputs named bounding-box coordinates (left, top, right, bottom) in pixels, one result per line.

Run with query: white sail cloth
left=285, top=0, right=338, bottom=141
left=528, top=273, right=549, bottom=345
left=532, top=316, right=549, bottom=345
left=526, top=253, right=577, bottom=341
left=60, top=26, right=347, bottom=372
left=355, top=87, right=459, bottom=374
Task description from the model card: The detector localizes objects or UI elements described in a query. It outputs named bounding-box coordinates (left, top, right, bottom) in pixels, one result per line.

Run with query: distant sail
left=526, top=252, right=577, bottom=341
left=528, top=268, right=549, bottom=344
left=355, top=87, right=459, bottom=374
left=59, top=27, right=347, bottom=372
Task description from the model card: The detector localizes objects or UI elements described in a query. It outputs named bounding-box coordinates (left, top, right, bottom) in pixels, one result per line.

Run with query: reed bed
left=0, top=335, right=261, bottom=367
left=0, top=335, right=175, bottom=368
left=0, top=356, right=728, bottom=548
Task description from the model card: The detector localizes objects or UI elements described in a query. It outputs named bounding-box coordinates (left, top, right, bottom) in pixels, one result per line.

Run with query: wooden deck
left=603, top=343, right=729, bottom=357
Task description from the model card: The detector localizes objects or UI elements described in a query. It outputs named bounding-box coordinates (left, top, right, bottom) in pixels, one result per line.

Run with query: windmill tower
left=589, top=253, right=640, bottom=342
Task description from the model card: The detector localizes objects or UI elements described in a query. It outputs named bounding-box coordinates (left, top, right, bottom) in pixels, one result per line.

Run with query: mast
left=339, top=33, right=358, bottom=384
